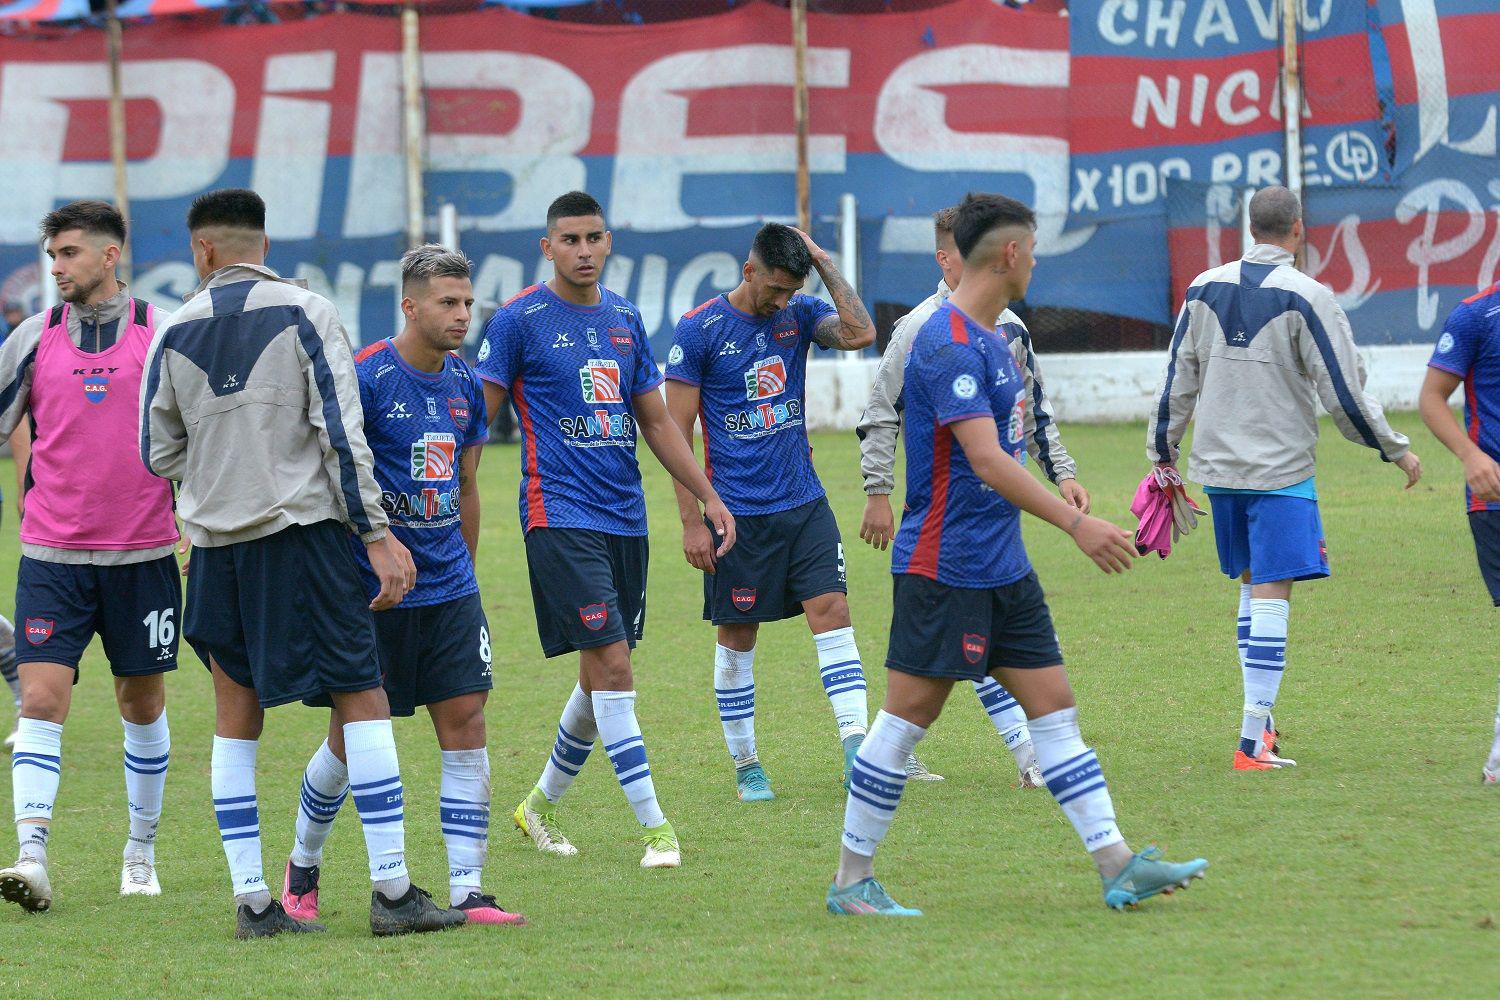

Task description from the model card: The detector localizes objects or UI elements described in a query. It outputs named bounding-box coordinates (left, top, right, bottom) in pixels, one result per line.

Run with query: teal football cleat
left=841, top=733, right=864, bottom=789
left=1101, top=846, right=1208, bottom=910
left=826, top=878, right=922, bottom=917
left=736, top=765, right=775, bottom=802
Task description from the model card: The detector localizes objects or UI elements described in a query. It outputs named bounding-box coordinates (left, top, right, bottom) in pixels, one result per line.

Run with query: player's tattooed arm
left=794, top=229, right=875, bottom=351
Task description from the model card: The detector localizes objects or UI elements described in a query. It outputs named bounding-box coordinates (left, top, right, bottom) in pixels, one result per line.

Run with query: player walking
left=280, top=245, right=524, bottom=926
left=827, top=193, right=1207, bottom=917
left=1149, top=186, right=1420, bottom=773
left=1417, top=280, right=1500, bottom=783
left=857, top=205, right=1090, bottom=789
left=142, top=189, right=462, bottom=938
left=477, top=191, right=735, bottom=868
left=0, top=202, right=180, bottom=913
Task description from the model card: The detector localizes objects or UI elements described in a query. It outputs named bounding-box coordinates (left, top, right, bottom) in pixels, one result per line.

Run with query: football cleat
left=370, top=883, right=467, bottom=936
left=1256, top=745, right=1297, bottom=767
left=513, top=789, right=578, bottom=857
left=1483, top=767, right=1498, bottom=786
left=1234, top=749, right=1281, bottom=771
left=281, top=859, right=320, bottom=921
left=454, top=891, right=528, bottom=926
left=904, top=753, right=944, bottom=782
left=841, top=733, right=865, bottom=789
left=826, top=877, right=922, bottom=917
left=0, top=857, right=52, bottom=913
left=235, top=900, right=325, bottom=940
left=736, top=765, right=775, bottom=802
left=120, top=854, right=161, bottom=896
left=1102, top=846, right=1208, bottom=910
left=2, top=721, right=15, bottom=749
left=1019, top=763, right=1045, bottom=789
left=640, top=820, right=680, bottom=869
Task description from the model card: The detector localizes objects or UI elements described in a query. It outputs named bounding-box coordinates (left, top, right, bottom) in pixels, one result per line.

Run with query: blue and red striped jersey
left=664, top=293, right=834, bottom=516
left=474, top=283, right=663, bottom=536
left=1429, top=282, right=1500, bottom=512
left=891, top=301, right=1031, bottom=588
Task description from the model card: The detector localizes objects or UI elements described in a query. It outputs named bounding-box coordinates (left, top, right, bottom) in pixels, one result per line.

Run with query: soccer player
left=478, top=190, right=734, bottom=869
left=828, top=193, right=1207, bottom=917
left=664, top=222, right=926, bottom=800
left=280, top=245, right=524, bottom=926
left=1417, top=280, right=1500, bottom=783
left=857, top=205, right=1090, bottom=789
left=141, top=189, right=462, bottom=939
left=1148, top=186, right=1420, bottom=773
left=0, top=202, right=180, bottom=913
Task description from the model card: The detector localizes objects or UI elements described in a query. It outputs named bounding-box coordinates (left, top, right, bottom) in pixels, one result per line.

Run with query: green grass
left=1, top=412, right=1495, bottom=997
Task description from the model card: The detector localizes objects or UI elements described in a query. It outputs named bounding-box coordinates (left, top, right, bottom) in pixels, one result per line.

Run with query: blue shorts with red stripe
left=1207, top=493, right=1330, bottom=584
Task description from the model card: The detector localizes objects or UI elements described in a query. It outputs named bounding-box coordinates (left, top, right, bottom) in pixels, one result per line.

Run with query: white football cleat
left=640, top=821, right=680, bottom=869
left=513, top=795, right=578, bottom=857
left=1019, top=763, right=1045, bottom=789
left=904, top=753, right=944, bottom=782
left=0, top=857, right=53, bottom=912
left=1483, top=767, right=1498, bottom=786
left=120, top=855, right=161, bottom=896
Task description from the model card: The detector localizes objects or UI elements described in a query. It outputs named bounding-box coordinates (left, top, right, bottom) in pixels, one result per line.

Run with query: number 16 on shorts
left=143, top=607, right=177, bottom=662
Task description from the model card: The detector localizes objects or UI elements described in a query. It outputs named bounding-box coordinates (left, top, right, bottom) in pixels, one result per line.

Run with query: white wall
left=803, top=344, right=1451, bottom=430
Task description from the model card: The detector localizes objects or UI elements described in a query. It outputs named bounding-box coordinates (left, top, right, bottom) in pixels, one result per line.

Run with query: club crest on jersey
left=587, top=327, right=600, bottom=348
left=579, top=603, right=609, bottom=631
left=411, top=432, right=457, bottom=481
left=447, top=396, right=470, bottom=428
left=426, top=397, right=439, bottom=418
left=83, top=375, right=110, bottom=403
left=962, top=633, right=986, bottom=664
left=580, top=358, right=623, bottom=403
left=731, top=588, right=757, bottom=612
left=773, top=322, right=799, bottom=343
left=744, top=357, right=787, bottom=401
left=609, top=327, right=633, bottom=353
left=755, top=332, right=766, bottom=349
left=25, top=618, right=54, bottom=645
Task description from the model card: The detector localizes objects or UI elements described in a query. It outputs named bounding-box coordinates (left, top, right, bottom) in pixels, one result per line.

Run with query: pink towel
left=1131, top=473, right=1175, bottom=559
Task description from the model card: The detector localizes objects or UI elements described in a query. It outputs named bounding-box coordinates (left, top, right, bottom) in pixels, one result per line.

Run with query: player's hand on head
left=1068, top=514, right=1137, bottom=574
left=1059, top=478, right=1090, bottom=515
left=859, top=494, right=895, bottom=550
left=704, top=497, right=736, bottom=559
left=682, top=519, right=718, bottom=574
left=1395, top=451, right=1422, bottom=490
left=1465, top=451, right=1500, bottom=500
left=789, top=227, right=826, bottom=260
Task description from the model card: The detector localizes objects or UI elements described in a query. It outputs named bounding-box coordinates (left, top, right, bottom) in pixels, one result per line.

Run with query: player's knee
left=116, top=677, right=165, bottom=723
left=717, top=623, right=758, bottom=652
left=19, top=689, right=67, bottom=724
left=434, top=695, right=488, bottom=747
left=805, top=593, right=851, bottom=632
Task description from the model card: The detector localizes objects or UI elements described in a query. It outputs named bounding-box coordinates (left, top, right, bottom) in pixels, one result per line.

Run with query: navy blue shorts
left=525, top=528, right=647, bottom=658
left=1469, top=510, right=1500, bottom=606
left=702, top=496, right=846, bottom=624
left=184, top=520, right=382, bottom=709
left=885, top=570, right=1062, bottom=683
left=1207, top=493, right=1330, bottom=584
left=15, top=554, right=181, bottom=676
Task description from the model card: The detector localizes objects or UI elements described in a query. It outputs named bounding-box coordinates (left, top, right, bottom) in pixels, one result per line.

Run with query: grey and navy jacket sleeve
left=140, top=315, right=188, bottom=481
left=1146, top=298, right=1203, bottom=465
left=1011, top=324, right=1076, bottom=484
left=1293, top=287, right=1409, bottom=462
left=0, top=314, right=43, bottom=438
left=298, top=300, right=389, bottom=542
left=856, top=314, right=910, bottom=496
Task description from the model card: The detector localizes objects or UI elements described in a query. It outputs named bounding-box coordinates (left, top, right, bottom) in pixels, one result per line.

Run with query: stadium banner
left=0, top=0, right=1495, bottom=354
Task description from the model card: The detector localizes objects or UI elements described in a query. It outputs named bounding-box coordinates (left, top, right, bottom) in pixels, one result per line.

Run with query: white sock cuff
left=1027, top=706, right=1081, bottom=740
left=122, top=711, right=169, bottom=743
left=211, top=735, right=257, bottom=768
left=1249, top=598, right=1290, bottom=634
left=870, top=710, right=927, bottom=757
left=343, top=718, right=396, bottom=754
left=1237, top=584, right=1253, bottom=614
left=441, top=747, right=490, bottom=771
left=591, top=689, right=637, bottom=720
left=813, top=626, right=856, bottom=650
left=15, top=717, right=63, bottom=753
left=308, top=738, right=349, bottom=783
left=714, top=644, right=756, bottom=672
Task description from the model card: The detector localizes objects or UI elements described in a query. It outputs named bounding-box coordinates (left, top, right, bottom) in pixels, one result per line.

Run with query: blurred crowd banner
left=0, top=0, right=1496, bottom=353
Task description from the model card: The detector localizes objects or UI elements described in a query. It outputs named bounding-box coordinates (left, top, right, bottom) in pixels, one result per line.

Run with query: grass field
left=0, top=411, right=1494, bottom=997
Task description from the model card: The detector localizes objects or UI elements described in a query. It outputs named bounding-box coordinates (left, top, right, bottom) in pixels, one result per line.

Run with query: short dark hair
left=187, top=188, right=266, bottom=232
left=951, top=193, right=1036, bottom=260
left=750, top=223, right=812, bottom=280
left=41, top=201, right=126, bottom=245
left=1248, top=186, right=1301, bottom=240
left=546, top=191, right=604, bottom=229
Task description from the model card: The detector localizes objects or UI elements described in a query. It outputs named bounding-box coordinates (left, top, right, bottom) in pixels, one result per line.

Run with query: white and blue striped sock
left=815, top=627, right=868, bottom=741
left=841, top=710, right=924, bottom=859
left=344, top=719, right=409, bottom=894
left=1236, top=583, right=1253, bottom=666
left=12, top=718, right=61, bottom=864
left=211, top=735, right=265, bottom=902
left=1030, top=707, right=1124, bottom=853
left=714, top=644, right=757, bottom=768
left=440, top=748, right=489, bottom=906
left=291, top=738, right=349, bottom=867
left=122, top=711, right=169, bottom=861
left=0, top=616, right=18, bottom=706
left=593, top=690, right=665, bottom=829
left=973, top=677, right=1032, bottom=760
left=1242, top=599, right=1289, bottom=756
left=538, top=684, right=597, bottom=803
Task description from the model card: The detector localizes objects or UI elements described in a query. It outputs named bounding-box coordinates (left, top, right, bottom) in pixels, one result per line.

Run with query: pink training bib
left=21, top=300, right=178, bottom=551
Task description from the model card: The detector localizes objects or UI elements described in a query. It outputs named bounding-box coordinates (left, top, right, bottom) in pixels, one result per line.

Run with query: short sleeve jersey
left=350, top=340, right=488, bottom=606
left=1428, top=282, right=1500, bottom=512
left=664, top=293, right=836, bottom=515
left=474, top=283, right=662, bottom=535
left=891, top=302, right=1032, bottom=588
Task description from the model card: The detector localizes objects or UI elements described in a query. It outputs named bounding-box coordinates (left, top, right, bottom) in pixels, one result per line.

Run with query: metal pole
left=105, top=0, right=132, bottom=282
left=791, top=0, right=811, bottom=233
left=1280, top=0, right=1304, bottom=200
left=40, top=242, right=59, bottom=310
left=401, top=0, right=426, bottom=250
left=438, top=202, right=459, bottom=252
left=1241, top=185, right=1254, bottom=254
left=838, top=192, right=859, bottom=296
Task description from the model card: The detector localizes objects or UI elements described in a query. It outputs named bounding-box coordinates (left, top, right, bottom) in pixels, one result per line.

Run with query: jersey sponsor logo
left=222, top=373, right=240, bottom=390
left=552, top=331, right=575, bottom=349
left=375, top=363, right=397, bottom=379
left=702, top=313, right=724, bottom=329
left=559, top=409, right=635, bottom=442
left=579, top=602, right=609, bottom=631
left=83, top=374, right=110, bottom=403
left=724, top=398, right=802, bottom=434
left=962, top=633, right=986, bottom=664
left=1437, top=332, right=1455, bottom=353
left=718, top=339, right=741, bottom=357
left=731, top=587, right=757, bottom=612
left=411, top=432, right=457, bottom=481
left=609, top=327, right=633, bottom=353
left=381, top=484, right=459, bottom=521
left=744, top=357, right=787, bottom=400
left=447, top=396, right=470, bottom=428
left=668, top=344, right=684, bottom=366
left=1006, top=389, right=1027, bottom=446
left=952, top=374, right=978, bottom=399
left=579, top=358, right=623, bottom=403
left=386, top=401, right=413, bottom=420
left=24, top=618, right=54, bottom=645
